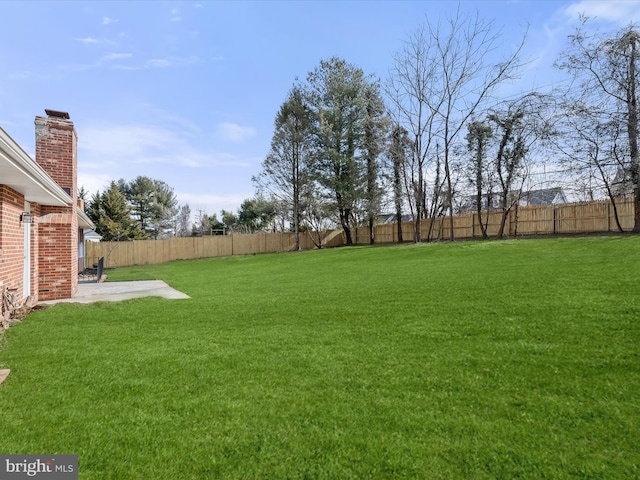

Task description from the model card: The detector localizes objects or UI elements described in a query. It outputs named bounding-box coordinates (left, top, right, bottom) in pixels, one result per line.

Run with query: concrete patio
left=39, top=280, right=190, bottom=305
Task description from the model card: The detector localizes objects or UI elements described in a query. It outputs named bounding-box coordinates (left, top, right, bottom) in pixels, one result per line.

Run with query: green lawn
left=1, top=236, right=639, bottom=479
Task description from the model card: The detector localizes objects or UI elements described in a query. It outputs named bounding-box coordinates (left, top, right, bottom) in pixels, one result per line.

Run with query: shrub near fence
left=86, top=230, right=345, bottom=268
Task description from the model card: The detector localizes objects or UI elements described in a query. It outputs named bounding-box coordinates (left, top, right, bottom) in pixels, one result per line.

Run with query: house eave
left=78, top=207, right=95, bottom=230
left=0, top=126, right=71, bottom=207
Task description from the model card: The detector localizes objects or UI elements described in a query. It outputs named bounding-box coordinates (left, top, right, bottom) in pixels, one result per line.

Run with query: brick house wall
left=0, top=185, right=27, bottom=299
left=0, top=110, right=87, bottom=303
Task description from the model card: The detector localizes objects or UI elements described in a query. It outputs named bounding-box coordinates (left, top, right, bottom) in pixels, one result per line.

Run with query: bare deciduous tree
left=555, top=102, right=628, bottom=231
left=387, top=9, right=527, bottom=241
left=557, top=18, right=640, bottom=231
left=387, top=25, right=441, bottom=242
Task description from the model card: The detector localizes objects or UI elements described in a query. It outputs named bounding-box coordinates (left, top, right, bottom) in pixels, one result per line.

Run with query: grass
left=0, top=236, right=639, bottom=479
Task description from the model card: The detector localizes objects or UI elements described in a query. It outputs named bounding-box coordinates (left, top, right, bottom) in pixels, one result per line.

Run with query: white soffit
left=0, top=126, right=70, bottom=207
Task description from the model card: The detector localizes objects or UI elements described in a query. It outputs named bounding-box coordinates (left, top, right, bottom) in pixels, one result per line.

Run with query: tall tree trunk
left=293, top=191, right=300, bottom=250
left=445, top=156, right=454, bottom=241
left=444, top=134, right=455, bottom=241
left=476, top=202, right=487, bottom=238
left=475, top=142, right=488, bottom=239
left=395, top=199, right=403, bottom=243
left=426, top=154, right=442, bottom=242
left=475, top=173, right=487, bottom=238
left=611, top=198, right=624, bottom=233
left=340, top=208, right=353, bottom=245
left=367, top=156, right=375, bottom=245
left=414, top=165, right=423, bottom=243
left=628, top=34, right=640, bottom=232
left=496, top=192, right=510, bottom=239
left=497, top=210, right=509, bottom=239
left=368, top=220, right=374, bottom=245
left=595, top=157, right=626, bottom=233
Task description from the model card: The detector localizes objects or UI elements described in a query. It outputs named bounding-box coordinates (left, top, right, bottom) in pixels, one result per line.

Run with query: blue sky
left=1, top=0, right=639, bottom=217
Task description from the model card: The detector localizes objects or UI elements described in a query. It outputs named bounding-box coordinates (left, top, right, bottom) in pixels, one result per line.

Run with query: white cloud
left=176, top=192, right=250, bottom=215
left=170, top=8, right=182, bottom=22
left=78, top=123, right=250, bottom=169
left=75, top=37, right=120, bottom=48
left=146, top=58, right=171, bottom=68
left=78, top=172, right=114, bottom=196
left=102, top=16, right=115, bottom=25
left=215, top=122, right=256, bottom=143
left=144, top=56, right=198, bottom=68
left=7, top=71, right=32, bottom=80
left=82, top=56, right=198, bottom=71
left=77, top=37, right=99, bottom=44
left=138, top=103, right=202, bottom=134
left=564, top=0, right=640, bottom=23
left=81, top=125, right=179, bottom=162
left=104, top=53, right=133, bottom=61
left=76, top=122, right=253, bottom=213
left=523, top=0, right=640, bottom=94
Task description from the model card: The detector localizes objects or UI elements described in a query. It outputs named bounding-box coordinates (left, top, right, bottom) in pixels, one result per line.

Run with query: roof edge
left=78, top=206, right=95, bottom=230
left=0, top=126, right=71, bottom=206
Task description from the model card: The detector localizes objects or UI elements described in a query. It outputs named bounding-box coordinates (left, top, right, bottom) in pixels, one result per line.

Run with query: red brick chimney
left=35, top=109, right=77, bottom=201
left=35, top=110, right=79, bottom=300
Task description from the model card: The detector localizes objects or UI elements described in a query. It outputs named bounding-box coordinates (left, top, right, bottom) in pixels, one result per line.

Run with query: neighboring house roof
left=84, top=229, right=103, bottom=242
left=459, top=187, right=567, bottom=213
left=520, top=187, right=567, bottom=206
left=379, top=213, right=413, bottom=224
left=459, top=194, right=500, bottom=213
left=611, top=166, right=635, bottom=197
left=0, top=126, right=95, bottom=229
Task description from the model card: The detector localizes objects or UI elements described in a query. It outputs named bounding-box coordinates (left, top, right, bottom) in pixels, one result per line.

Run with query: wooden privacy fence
left=87, top=198, right=634, bottom=268
left=86, top=230, right=345, bottom=268
left=355, top=197, right=635, bottom=244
